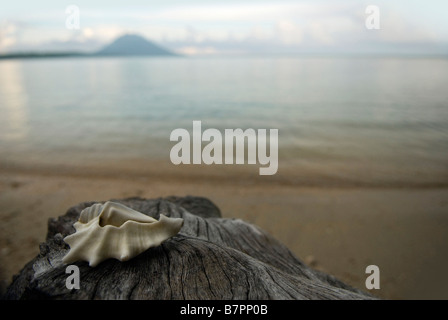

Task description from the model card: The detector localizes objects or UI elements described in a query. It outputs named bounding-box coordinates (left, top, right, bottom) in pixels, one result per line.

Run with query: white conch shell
left=62, top=201, right=184, bottom=267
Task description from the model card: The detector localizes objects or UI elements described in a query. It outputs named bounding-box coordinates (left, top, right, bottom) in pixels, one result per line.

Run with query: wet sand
left=1, top=165, right=448, bottom=299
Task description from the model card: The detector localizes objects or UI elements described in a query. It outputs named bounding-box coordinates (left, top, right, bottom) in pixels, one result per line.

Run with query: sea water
left=0, top=56, right=447, bottom=186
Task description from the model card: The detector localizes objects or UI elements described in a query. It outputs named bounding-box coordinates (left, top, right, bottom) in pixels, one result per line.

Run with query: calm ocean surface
left=1, top=56, right=447, bottom=186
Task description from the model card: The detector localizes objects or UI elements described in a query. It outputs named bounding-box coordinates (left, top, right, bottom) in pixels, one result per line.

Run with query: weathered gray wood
left=4, top=196, right=375, bottom=300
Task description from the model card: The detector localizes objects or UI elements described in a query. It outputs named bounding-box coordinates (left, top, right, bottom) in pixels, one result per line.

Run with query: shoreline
left=2, top=158, right=448, bottom=189
left=1, top=166, right=448, bottom=299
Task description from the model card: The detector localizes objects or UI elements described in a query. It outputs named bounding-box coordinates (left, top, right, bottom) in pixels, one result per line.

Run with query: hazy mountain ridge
left=96, top=34, right=175, bottom=56
left=0, top=34, right=176, bottom=59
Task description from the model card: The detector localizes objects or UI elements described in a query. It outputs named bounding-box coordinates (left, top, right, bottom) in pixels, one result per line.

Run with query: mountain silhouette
left=96, top=34, right=175, bottom=56
left=0, top=34, right=176, bottom=60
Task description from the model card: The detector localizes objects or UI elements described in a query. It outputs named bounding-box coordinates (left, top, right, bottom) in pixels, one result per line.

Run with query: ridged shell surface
left=62, top=201, right=184, bottom=267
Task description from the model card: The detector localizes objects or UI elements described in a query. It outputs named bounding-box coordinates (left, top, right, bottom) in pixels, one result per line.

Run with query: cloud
left=377, top=9, right=440, bottom=43
left=0, top=21, right=19, bottom=52
left=1, top=1, right=446, bottom=55
left=176, top=46, right=218, bottom=55
left=146, top=3, right=324, bottom=22
left=275, top=20, right=304, bottom=45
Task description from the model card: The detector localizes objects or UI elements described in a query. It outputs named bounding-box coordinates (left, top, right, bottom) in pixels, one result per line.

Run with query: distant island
left=95, top=34, right=174, bottom=56
left=0, top=34, right=177, bottom=60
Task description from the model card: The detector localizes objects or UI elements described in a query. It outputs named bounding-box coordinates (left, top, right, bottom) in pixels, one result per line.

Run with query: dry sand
left=1, top=166, right=448, bottom=299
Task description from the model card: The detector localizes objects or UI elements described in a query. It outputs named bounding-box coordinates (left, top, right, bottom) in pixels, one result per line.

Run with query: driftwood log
left=4, top=196, right=374, bottom=300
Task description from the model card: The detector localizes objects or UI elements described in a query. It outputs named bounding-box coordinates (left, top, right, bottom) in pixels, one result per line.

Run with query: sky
left=1, top=0, right=448, bottom=55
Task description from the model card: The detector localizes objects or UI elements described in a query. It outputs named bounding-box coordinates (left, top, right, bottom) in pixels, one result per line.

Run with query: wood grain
left=4, top=196, right=374, bottom=300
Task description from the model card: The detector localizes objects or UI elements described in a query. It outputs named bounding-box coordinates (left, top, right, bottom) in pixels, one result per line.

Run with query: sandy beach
left=1, top=162, right=447, bottom=300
